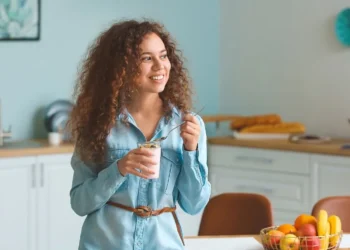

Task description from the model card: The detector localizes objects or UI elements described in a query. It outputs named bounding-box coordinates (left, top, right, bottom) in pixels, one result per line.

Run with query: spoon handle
left=165, top=106, right=205, bottom=137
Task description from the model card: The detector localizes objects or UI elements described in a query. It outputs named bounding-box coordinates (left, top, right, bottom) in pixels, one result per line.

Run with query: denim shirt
left=70, top=106, right=211, bottom=250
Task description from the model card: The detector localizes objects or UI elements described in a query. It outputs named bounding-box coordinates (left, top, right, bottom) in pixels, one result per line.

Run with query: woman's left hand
left=180, top=114, right=201, bottom=151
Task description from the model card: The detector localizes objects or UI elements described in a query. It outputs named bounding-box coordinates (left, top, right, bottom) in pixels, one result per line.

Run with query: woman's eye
left=160, top=54, right=167, bottom=59
left=142, top=56, right=151, bottom=61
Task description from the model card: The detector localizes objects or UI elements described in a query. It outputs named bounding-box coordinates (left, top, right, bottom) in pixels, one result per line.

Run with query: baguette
left=230, top=114, right=282, bottom=130
left=239, top=122, right=305, bottom=134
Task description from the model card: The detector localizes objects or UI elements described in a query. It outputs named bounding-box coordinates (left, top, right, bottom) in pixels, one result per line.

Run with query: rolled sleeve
left=176, top=116, right=211, bottom=215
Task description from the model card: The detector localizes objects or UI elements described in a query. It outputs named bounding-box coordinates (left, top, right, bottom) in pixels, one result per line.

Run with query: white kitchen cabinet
left=311, top=154, right=350, bottom=204
left=37, top=154, right=84, bottom=250
left=0, top=153, right=83, bottom=250
left=0, top=156, right=36, bottom=250
left=209, top=166, right=311, bottom=225
left=208, top=145, right=312, bottom=226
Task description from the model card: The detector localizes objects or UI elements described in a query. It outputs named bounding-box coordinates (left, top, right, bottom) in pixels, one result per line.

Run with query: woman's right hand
left=117, top=148, right=157, bottom=179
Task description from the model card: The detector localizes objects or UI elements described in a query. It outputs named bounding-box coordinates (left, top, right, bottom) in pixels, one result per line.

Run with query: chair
left=198, top=193, right=273, bottom=236
left=311, top=196, right=350, bottom=233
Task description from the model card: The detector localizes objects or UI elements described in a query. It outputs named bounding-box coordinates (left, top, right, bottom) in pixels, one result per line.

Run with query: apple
left=280, top=234, right=300, bottom=250
left=300, top=236, right=320, bottom=250
left=264, top=230, right=285, bottom=249
left=296, top=223, right=317, bottom=237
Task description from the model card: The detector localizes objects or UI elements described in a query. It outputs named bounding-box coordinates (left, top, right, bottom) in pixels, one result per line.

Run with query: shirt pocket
left=106, top=149, right=129, bottom=191
left=157, top=149, right=181, bottom=195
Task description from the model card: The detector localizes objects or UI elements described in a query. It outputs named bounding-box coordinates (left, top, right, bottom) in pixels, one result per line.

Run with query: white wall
left=220, top=0, right=350, bottom=138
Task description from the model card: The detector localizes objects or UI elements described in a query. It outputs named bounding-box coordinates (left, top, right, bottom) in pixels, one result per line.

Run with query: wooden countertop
left=208, top=136, right=350, bottom=157
left=0, top=140, right=75, bottom=158
left=2, top=136, right=350, bottom=158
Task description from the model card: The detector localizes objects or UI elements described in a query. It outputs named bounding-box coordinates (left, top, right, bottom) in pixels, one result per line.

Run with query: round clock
left=335, top=8, right=350, bottom=46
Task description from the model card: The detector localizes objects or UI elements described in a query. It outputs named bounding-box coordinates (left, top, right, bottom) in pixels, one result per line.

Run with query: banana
left=317, top=210, right=328, bottom=236
left=320, top=222, right=330, bottom=250
left=328, top=215, right=342, bottom=246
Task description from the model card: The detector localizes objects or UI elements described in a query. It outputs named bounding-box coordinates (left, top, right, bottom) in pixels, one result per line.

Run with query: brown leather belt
left=106, top=201, right=185, bottom=245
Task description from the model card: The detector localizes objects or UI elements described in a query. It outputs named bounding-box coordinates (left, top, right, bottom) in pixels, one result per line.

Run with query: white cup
left=48, top=132, right=62, bottom=146
left=138, top=141, right=161, bottom=179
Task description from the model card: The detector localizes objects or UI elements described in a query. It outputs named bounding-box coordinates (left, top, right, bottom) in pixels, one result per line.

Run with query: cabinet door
left=209, top=166, right=311, bottom=225
left=37, top=154, right=84, bottom=250
left=0, top=156, right=36, bottom=250
left=311, top=154, right=350, bottom=202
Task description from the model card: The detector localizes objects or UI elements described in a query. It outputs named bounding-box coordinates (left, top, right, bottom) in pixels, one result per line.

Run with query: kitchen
left=1, top=1, right=350, bottom=250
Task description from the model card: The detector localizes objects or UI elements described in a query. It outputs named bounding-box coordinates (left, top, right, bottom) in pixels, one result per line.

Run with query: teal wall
left=0, top=0, right=219, bottom=140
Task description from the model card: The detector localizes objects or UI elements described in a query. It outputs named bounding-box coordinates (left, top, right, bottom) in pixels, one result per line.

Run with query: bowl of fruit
left=260, top=210, right=342, bottom=250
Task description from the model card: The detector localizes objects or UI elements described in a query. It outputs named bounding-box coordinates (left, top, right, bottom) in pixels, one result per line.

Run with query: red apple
left=300, top=236, right=320, bottom=250
left=296, top=223, right=317, bottom=237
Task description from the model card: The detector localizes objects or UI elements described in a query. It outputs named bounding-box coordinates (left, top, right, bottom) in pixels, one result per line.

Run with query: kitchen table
left=184, top=235, right=350, bottom=250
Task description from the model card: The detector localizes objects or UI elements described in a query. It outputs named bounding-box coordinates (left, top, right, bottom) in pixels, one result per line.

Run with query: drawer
left=208, top=145, right=310, bottom=175
left=209, top=167, right=311, bottom=212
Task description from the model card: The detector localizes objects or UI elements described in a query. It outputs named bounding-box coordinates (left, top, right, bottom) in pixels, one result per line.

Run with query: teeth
left=151, top=75, right=164, bottom=80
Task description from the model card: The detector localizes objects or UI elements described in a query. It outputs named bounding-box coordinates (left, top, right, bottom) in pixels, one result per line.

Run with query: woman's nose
left=152, top=58, right=164, bottom=70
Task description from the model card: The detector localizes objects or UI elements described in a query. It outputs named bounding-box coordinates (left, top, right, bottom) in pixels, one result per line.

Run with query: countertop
left=0, top=139, right=75, bottom=158
left=2, top=136, right=350, bottom=158
left=208, top=136, right=350, bottom=157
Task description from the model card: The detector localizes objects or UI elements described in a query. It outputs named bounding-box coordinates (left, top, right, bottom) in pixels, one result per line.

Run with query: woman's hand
left=117, top=148, right=157, bottom=179
left=180, top=114, right=201, bottom=151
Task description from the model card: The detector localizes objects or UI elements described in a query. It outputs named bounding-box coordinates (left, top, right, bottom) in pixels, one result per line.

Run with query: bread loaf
left=239, top=122, right=305, bottom=134
left=230, top=114, right=282, bottom=130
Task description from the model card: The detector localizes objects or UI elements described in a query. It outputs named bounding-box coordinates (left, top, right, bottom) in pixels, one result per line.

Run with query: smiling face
left=134, top=32, right=171, bottom=94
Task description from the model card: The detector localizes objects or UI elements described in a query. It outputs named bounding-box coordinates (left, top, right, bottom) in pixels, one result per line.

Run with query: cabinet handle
left=235, top=155, right=274, bottom=164
left=236, top=184, right=273, bottom=194
left=31, top=164, right=36, bottom=188
left=40, top=163, right=44, bottom=187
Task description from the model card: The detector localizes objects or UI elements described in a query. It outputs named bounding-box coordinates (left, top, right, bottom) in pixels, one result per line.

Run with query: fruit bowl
left=260, top=226, right=343, bottom=250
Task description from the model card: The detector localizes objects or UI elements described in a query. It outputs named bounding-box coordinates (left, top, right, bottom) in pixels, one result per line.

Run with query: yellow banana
left=320, top=222, right=330, bottom=250
left=317, top=210, right=328, bottom=236
left=328, top=215, right=342, bottom=246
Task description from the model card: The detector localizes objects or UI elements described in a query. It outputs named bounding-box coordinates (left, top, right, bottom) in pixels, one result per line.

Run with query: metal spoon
left=151, top=106, right=205, bottom=143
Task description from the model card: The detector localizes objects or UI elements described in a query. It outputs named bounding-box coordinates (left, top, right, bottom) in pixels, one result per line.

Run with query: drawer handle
left=235, top=155, right=274, bottom=164
left=32, top=164, right=36, bottom=188
left=236, top=184, right=273, bottom=194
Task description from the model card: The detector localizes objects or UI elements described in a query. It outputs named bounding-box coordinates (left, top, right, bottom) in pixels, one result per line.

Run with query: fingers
left=180, top=131, right=193, bottom=142
left=127, top=168, right=149, bottom=179
left=123, top=160, right=156, bottom=178
left=183, top=113, right=200, bottom=125
left=181, top=123, right=200, bottom=136
left=134, top=154, right=158, bottom=166
left=133, top=147, right=155, bottom=157
left=129, top=161, right=156, bottom=174
left=181, top=119, right=200, bottom=136
left=122, top=148, right=159, bottom=179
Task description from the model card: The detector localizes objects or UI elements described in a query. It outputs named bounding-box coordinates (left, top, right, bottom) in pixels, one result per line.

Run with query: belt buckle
left=135, top=206, right=152, bottom=218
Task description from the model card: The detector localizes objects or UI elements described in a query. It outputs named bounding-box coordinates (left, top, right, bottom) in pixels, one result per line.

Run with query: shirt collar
left=116, top=103, right=181, bottom=122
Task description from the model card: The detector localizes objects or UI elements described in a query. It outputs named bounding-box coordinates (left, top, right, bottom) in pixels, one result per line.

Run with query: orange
left=294, top=214, right=317, bottom=230
left=277, top=224, right=297, bottom=234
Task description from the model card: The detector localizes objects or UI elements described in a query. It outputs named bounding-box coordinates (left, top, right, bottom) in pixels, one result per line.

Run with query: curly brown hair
left=68, top=19, right=193, bottom=165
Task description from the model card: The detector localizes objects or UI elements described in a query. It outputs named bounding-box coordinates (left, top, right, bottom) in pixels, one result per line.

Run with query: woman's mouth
left=150, top=75, right=164, bottom=80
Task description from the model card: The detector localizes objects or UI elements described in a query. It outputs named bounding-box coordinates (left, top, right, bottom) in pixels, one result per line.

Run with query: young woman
left=68, top=19, right=211, bottom=250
